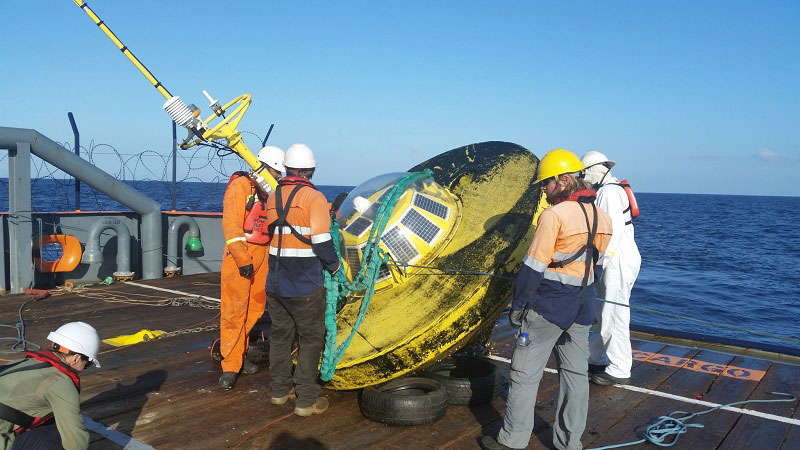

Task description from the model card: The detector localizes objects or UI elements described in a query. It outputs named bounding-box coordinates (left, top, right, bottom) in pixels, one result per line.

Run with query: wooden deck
left=1, top=273, right=798, bottom=449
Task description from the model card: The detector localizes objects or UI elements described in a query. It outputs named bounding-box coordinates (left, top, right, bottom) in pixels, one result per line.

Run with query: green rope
left=387, top=261, right=514, bottom=281
left=320, top=170, right=432, bottom=381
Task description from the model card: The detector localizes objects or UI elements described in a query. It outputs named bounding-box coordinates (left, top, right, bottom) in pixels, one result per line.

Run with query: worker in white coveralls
left=581, top=151, right=642, bottom=385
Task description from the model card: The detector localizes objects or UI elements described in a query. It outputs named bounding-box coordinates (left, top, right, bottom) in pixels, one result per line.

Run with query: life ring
left=34, top=234, right=82, bottom=273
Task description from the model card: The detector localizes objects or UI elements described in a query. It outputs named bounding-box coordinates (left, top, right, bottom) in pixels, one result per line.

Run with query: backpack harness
left=0, top=351, right=80, bottom=433
left=547, top=195, right=600, bottom=306
left=267, top=176, right=317, bottom=291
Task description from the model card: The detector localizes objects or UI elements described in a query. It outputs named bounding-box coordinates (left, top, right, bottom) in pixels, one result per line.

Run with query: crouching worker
left=0, top=321, right=101, bottom=450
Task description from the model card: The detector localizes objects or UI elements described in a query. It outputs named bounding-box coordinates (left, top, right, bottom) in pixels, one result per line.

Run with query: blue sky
left=1, top=1, right=798, bottom=195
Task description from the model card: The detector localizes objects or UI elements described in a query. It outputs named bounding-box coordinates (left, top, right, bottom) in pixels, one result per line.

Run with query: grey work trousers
left=267, top=287, right=327, bottom=408
left=498, top=311, right=590, bottom=450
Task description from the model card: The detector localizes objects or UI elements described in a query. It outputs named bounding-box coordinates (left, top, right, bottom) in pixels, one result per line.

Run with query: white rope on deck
left=485, top=354, right=800, bottom=426
left=83, top=414, right=155, bottom=450
left=125, top=281, right=221, bottom=303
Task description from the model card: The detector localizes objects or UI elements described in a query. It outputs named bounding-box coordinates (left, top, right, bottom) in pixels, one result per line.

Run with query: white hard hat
left=581, top=151, right=615, bottom=185
left=284, top=143, right=316, bottom=169
left=48, top=322, right=101, bottom=367
left=257, top=145, right=285, bottom=172
left=580, top=151, right=615, bottom=170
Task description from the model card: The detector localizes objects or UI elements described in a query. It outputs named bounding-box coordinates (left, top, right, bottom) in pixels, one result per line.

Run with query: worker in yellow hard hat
left=533, top=149, right=586, bottom=203
left=481, top=149, right=613, bottom=450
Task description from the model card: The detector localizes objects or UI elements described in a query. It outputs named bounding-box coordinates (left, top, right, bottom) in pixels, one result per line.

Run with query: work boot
left=241, top=359, right=259, bottom=375
left=588, top=363, right=607, bottom=376
left=479, top=436, right=515, bottom=450
left=293, top=397, right=329, bottom=417
left=218, top=372, right=237, bottom=390
left=591, top=371, right=630, bottom=386
left=271, top=388, right=297, bottom=405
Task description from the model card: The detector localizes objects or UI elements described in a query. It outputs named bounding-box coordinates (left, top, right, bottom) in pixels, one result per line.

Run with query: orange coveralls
left=220, top=176, right=268, bottom=373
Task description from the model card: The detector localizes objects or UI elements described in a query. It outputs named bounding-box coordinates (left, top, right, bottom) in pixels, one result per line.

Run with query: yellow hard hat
left=534, top=149, right=584, bottom=183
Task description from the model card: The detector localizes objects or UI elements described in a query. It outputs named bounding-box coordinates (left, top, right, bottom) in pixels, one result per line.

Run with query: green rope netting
left=320, top=169, right=432, bottom=381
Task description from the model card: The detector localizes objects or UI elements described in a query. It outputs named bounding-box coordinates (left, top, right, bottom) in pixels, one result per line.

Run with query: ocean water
left=631, top=193, right=800, bottom=354
left=4, top=179, right=799, bottom=353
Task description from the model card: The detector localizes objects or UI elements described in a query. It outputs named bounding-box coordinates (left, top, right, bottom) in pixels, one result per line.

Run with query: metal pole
left=0, top=127, right=164, bottom=279
left=8, top=142, right=33, bottom=292
left=172, top=121, right=177, bottom=211
left=68, top=112, right=80, bottom=211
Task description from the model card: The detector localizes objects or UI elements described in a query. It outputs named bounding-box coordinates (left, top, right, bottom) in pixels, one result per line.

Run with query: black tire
left=421, top=356, right=505, bottom=405
left=360, top=377, right=448, bottom=426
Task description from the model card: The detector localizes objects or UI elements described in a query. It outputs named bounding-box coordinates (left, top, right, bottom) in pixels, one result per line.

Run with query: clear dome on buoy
left=336, top=172, right=462, bottom=296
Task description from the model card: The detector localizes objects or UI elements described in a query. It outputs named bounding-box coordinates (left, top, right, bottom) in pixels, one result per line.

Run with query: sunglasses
left=539, top=177, right=555, bottom=188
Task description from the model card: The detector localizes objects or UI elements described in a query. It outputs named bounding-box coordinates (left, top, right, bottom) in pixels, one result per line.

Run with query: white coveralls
left=588, top=176, right=641, bottom=379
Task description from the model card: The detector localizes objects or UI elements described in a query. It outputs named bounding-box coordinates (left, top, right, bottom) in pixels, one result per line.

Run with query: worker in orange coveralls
left=218, top=146, right=285, bottom=390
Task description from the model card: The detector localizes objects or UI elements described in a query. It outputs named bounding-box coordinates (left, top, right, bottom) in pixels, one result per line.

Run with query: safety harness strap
left=546, top=197, right=598, bottom=306
left=0, top=359, right=65, bottom=430
left=269, top=182, right=315, bottom=293
left=0, top=360, right=50, bottom=377
left=609, top=181, right=635, bottom=225
left=0, top=403, right=36, bottom=429
left=547, top=197, right=600, bottom=270
left=270, top=185, right=313, bottom=246
left=577, top=201, right=599, bottom=306
left=25, top=352, right=81, bottom=392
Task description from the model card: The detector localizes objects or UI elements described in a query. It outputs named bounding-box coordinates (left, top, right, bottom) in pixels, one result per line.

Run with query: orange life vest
left=227, top=172, right=271, bottom=245
left=614, top=180, right=639, bottom=221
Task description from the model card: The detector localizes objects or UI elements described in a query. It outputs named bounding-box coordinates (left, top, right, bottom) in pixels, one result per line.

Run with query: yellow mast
left=72, top=0, right=171, bottom=100
left=71, top=0, right=277, bottom=192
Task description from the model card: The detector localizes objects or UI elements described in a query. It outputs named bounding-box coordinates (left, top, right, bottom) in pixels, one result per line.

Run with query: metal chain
left=160, top=324, right=219, bottom=339
left=168, top=297, right=220, bottom=310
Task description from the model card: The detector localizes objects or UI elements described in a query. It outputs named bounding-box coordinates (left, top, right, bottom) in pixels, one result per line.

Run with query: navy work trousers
left=12, top=421, right=62, bottom=450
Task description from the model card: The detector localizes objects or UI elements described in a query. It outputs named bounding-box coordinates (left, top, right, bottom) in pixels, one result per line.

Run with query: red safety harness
left=0, top=351, right=80, bottom=433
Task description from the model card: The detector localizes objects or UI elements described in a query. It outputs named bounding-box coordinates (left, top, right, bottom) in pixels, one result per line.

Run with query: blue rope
left=0, top=300, right=42, bottom=353
left=589, top=392, right=796, bottom=449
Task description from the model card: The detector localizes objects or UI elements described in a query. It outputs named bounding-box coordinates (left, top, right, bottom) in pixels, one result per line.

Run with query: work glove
left=509, top=309, right=524, bottom=328
left=238, top=264, right=254, bottom=278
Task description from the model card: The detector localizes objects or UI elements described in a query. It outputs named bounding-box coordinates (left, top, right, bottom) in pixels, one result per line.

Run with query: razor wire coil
left=0, top=133, right=265, bottom=213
